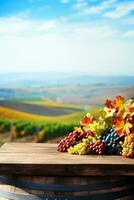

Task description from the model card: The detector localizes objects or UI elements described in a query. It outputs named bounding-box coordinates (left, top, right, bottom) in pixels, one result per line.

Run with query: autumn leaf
left=80, top=114, right=95, bottom=127
left=129, top=106, right=134, bottom=113
left=104, top=99, right=114, bottom=109
left=114, top=116, right=132, bottom=136
left=113, top=96, right=125, bottom=111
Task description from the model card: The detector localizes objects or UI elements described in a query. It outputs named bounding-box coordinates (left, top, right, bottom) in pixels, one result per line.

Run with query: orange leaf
left=80, top=116, right=95, bottom=127
left=104, top=99, right=114, bottom=109
left=129, top=106, right=134, bottom=113
left=116, top=129, right=124, bottom=137
left=114, top=116, right=132, bottom=136
left=114, top=96, right=125, bottom=110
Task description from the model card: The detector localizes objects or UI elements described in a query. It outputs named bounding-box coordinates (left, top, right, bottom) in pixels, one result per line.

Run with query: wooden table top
left=0, top=143, right=133, bottom=176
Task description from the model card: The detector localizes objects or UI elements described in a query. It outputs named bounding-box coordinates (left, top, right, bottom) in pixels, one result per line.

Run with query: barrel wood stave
left=0, top=143, right=133, bottom=200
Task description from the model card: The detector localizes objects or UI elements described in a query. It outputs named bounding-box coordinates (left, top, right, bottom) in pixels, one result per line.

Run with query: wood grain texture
left=0, top=143, right=133, bottom=176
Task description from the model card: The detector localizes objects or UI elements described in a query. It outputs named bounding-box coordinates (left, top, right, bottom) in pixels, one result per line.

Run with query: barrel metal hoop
left=0, top=176, right=133, bottom=192
left=0, top=187, right=133, bottom=200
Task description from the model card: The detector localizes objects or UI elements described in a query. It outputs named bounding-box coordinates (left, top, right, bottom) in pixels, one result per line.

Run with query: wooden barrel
left=0, top=143, right=133, bottom=200
left=0, top=175, right=133, bottom=200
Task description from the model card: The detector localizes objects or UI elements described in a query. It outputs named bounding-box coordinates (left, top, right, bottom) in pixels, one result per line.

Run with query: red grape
left=57, top=130, right=94, bottom=152
left=87, top=140, right=106, bottom=155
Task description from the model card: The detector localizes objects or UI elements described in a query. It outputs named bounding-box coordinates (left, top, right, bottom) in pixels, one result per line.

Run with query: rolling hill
left=0, top=101, right=87, bottom=144
left=0, top=101, right=83, bottom=117
left=0, top=84, right=133, bottom=106
left=0, top=105, right=86, bottom=124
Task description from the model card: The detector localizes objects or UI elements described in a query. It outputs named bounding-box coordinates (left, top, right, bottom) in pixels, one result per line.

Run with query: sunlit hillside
left=0, top=106, right=86, bottom=124
left=25, top=100, right=83, bottom=109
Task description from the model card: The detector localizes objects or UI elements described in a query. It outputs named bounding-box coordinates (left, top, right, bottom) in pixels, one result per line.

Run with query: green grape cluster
left=68, top=142, right=87, bottom=155
left=68, top=136, right=97, bottom=155
left=88, top=120, right=106, bottom=137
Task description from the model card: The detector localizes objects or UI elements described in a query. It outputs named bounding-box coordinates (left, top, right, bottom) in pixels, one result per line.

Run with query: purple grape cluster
left=102, top=128, right=123, bottom=155
left=57, top=130, right=93, bottom=152
left=87, top=140, right=106, bottom=155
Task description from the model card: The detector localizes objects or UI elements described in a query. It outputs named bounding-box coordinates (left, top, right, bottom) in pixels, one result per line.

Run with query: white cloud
left=0, top=16, right=119, bottom=39
left=61, top=0, right=69, bottom=3
left=38, top=21, right=57, bottom=31
left=75, top=0, right=134, bottom=20
left=0, top=16, right=133, bottom=75
left=104, top=1, right=134, bottom=19
left=1, top=32, right=133, bottom=75
left=123, top=30, right=134, bottom=38
left=73, top=26, right=118, bottom=40
left=79, top=0, right=116, bottom=15
left=73, top=2, right=88, bottom=9
left=0, top=17, right=31, bottom=35
left=123, top=17, right=134, bottom=25
left=0, top=17, right=58, bottom=36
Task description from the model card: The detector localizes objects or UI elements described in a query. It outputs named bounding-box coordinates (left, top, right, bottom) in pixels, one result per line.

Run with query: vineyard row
left=0, top=119, right=78, bottom=142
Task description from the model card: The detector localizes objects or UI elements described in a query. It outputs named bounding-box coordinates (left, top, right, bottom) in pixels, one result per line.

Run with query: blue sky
left=0, top=0, right=134, bottom=75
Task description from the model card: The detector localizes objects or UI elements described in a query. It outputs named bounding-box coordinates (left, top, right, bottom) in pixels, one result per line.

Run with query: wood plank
left=0, top=163, right=133, bottom=176
left=0, top=143, right=134, bottom=165
left=0, top=143, right=57, bottom=153
left=1, top=143, right=57, bottom=148
left=0, top=152, right=133, bottom=162
left=0, top=143, right=133, bottom=176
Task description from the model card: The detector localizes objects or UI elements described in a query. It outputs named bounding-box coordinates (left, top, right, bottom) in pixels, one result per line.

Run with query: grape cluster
left=122, top=134, right=134, bottom=158
left=57, top=130, right=93, bottom=152
left=102, top=128, right=122, bottom=155
left=68, top=141, right=87, bottom=155
left=57, top=96, right=134, bottom=159
left=87, top=140, right=106, bottom=155
left=67, top=135, right=95, bottom=155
